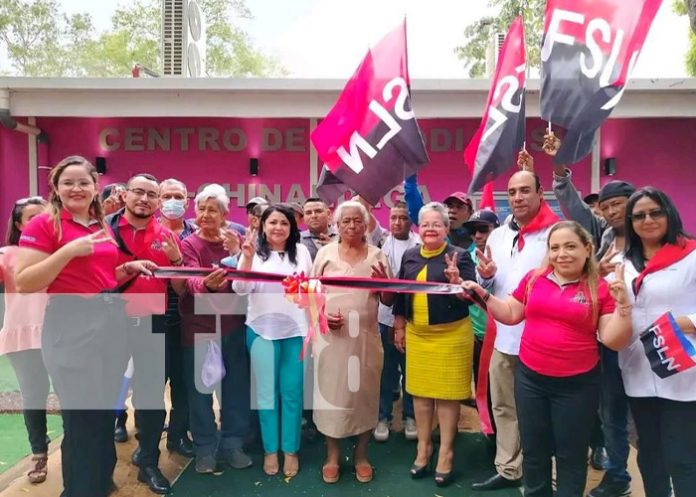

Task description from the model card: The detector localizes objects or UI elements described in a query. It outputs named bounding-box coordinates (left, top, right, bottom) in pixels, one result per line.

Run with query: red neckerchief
left=632, top=237, right=696, bottom=295
left=516, top=200, right=560, bottom=251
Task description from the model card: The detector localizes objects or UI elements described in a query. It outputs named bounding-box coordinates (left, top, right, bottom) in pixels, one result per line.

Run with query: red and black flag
left=540, top=0, right=663, bottom=164
left=465, top=16, right=526, bottom=196
left=311, top=19, right=429, bottom=206
left=640, top=312, right=696, bottom=379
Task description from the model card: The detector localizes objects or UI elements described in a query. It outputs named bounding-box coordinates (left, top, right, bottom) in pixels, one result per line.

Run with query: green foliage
left=0, top=0, right=284, bottom=77
left=673, top=0, right=696, bottom=77
left=455, top=0, right=545, bottom=78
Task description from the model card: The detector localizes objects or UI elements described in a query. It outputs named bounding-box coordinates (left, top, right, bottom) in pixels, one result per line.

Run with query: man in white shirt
left=373, top=201, right=421, bottom=442
left=472, top=170, right=558, bottom=491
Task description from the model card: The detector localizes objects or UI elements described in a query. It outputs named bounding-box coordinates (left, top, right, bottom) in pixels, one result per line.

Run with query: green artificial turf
left=0, top=414, right=63, bottom=474
left=172, top=431, right=521, bottom=497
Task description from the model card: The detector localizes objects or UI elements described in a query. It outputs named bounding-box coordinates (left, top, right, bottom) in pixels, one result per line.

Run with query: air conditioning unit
left=485, top=32, right=506, bottom=77
left=162, top=0, right=206, bottom=77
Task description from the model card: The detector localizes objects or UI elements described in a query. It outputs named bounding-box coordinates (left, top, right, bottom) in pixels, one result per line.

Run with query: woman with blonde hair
left=15, top=156, right=154, bottom=497
left=464, top=220, right=633, bottom=497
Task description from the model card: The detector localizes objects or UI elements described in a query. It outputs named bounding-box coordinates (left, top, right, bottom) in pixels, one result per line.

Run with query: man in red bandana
left=472, top=170, right=559, bottom=491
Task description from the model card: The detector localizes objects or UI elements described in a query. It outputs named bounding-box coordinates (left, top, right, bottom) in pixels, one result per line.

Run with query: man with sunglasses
left=462, top=210, right=500, bottom=405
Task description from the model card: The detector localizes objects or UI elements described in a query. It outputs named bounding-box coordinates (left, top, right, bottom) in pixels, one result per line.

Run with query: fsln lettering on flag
left=640, top=312, right=696, bottom=379
left=311, top=19, right=429, bottom=205
left=465, top=16, right=526, bottom=196
left=540, top=0, right=663, bottom=165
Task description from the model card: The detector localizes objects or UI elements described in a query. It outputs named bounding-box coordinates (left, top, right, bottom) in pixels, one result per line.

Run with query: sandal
left=321, top=463, right=340, bottom=484
left=27, top=455, right=48, bottom=484
left=355, top=462, right=373, bottom=483
left=263, top=453, right=279, bottom=476
left=283, top=453, right=299, bottom=478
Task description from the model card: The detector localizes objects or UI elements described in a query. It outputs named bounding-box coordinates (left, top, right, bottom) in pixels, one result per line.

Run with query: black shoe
left=471, top=473, right=522, bottom=491
left=590, top=447, right=611, bottom=471
left=131, top=446, right=143, bottom=466
left=167, top=437, right=194, bottom=458
left=137, top=466, right=171, bottom=495
left=587, top=479, right=631, bottom=497
left=114, top=425, right=128, bottom=443
left=435, top=470, right=454, bottom=487
left=410, top=462, right=430, bottom=479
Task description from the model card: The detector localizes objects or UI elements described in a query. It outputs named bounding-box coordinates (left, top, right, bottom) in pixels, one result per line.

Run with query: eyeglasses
left=15, top=196, right=44, bottom=206
left=58, top=180, right=94, bottom=190
left=630, top=209, right=666, bottom=222
left=419, top=223, right=446, bottom=230
left=340, top=218, right=365, bottom=226
left=128, top=188, right=159, bottom=200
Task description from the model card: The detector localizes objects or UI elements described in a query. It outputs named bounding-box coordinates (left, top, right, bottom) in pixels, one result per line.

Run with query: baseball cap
left=598, top=181, right=636, bottom=203
left=289, top=202, right=304, bottom=216
left=463, top=209, right=500, bottom=231
left=583, top=193, right=599, bottom=205
left=443, top=191, right=473, bottom=208
left=245, top=196, right=268, bottom=210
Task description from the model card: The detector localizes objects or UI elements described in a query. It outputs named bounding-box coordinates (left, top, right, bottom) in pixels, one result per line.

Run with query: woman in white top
left=232, top=204, right=312, bottom=478
left=620, top=187, right=696, bottom=497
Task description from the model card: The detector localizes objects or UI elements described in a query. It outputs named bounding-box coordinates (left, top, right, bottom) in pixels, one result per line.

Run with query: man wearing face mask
left=157, top=179, right=196, bottom=461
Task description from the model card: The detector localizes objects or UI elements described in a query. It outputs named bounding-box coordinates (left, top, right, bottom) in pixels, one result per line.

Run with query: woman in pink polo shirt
left=14, top=156, right=154, bottom=497
left=1, top=196, right=50, bottom=484
left=464, top=221, right=633, bottom=497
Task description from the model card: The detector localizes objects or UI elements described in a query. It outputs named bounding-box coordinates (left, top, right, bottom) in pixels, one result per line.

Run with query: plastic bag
left=201, top=340, right=226, bottom=388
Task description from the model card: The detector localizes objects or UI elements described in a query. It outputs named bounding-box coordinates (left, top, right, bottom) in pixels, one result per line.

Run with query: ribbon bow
left=282, top=272, right=329, bottom=359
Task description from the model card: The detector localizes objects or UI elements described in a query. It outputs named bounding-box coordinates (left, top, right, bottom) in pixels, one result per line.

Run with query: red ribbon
left=282, top=273, right=329, bottom=359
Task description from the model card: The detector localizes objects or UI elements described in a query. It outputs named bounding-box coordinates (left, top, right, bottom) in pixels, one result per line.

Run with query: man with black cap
left=583, top=192, right=602, bottom=217
left=462, top=210, right=500, bottom=406
left=443, top=191, right=474, bottom=249
left=524, top=133, right=636, bottom=497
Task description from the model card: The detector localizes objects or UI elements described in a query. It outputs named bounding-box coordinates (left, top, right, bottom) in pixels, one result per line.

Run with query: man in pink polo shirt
left=111, top=173, right=183, bottom=495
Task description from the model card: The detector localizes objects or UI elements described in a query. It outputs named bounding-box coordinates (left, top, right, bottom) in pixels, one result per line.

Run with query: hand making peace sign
left=444, top=252, right=460, bottom=284
left=475, top=246, right=497, bottom=279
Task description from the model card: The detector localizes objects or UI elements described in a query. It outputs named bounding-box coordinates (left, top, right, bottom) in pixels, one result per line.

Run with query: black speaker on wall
left=604, top=157, right=616, bottom=176
left=249, top=157, right=259, bottom=176
left=95, top=156, right=107, bottom=174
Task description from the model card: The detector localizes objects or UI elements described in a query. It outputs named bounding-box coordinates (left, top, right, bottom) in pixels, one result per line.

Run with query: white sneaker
left=373, top=420, right=390, bottom=442
left=404, top=417, right=417, bottom=440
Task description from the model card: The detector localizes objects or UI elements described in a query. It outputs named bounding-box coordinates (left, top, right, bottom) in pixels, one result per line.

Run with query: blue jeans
left=599, top=346, right=631, bottom=484
left=378, top=324, right=414, bottom=421
left=183, top=329, right=251, bottom=458
left=246, top=327, right=304, bottom=454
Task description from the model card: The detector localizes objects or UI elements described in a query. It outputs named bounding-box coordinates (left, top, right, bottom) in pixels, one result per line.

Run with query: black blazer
left=393, top=244, right=475, bottom=325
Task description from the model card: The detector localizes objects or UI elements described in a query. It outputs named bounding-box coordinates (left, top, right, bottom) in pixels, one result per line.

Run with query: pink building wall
left=1, top=116, right=693, bottom=239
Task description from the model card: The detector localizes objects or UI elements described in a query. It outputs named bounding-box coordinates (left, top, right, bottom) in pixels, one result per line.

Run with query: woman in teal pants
left=232, top=204, right=312, bottom=477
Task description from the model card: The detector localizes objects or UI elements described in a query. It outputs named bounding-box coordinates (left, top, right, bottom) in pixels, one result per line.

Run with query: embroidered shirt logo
left=573, top=291, right=588, bottom=304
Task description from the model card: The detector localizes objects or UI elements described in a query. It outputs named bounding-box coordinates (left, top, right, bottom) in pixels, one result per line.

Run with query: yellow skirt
left=405, top=317, right=474, bottom=400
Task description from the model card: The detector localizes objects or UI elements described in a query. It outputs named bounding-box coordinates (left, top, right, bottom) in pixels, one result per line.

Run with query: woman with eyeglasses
left=618, top=187, right=696, bottom=497
left=232, top=204, right=312, bottom=478
left=392, top=202, right=477, bottom=487
left=1, top=196, right=51, bottom=484
left=310, top=200, right=393, bottom=484
left=14, top=156, right=154, bottom=497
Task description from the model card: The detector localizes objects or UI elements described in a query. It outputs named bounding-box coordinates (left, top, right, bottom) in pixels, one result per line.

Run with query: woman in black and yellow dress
left=393, top=202, right=476, bottom=487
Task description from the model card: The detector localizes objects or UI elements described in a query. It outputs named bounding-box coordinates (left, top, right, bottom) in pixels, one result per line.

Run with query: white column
left=591, top=129, right=601, bottom=193
left=27, top=116, right=38, bottom=195
left=309, top=118, right=318, bottom=196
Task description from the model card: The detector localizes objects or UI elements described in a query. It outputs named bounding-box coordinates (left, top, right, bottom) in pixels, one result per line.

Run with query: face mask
left=161, top=199, right=186, bottom=220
